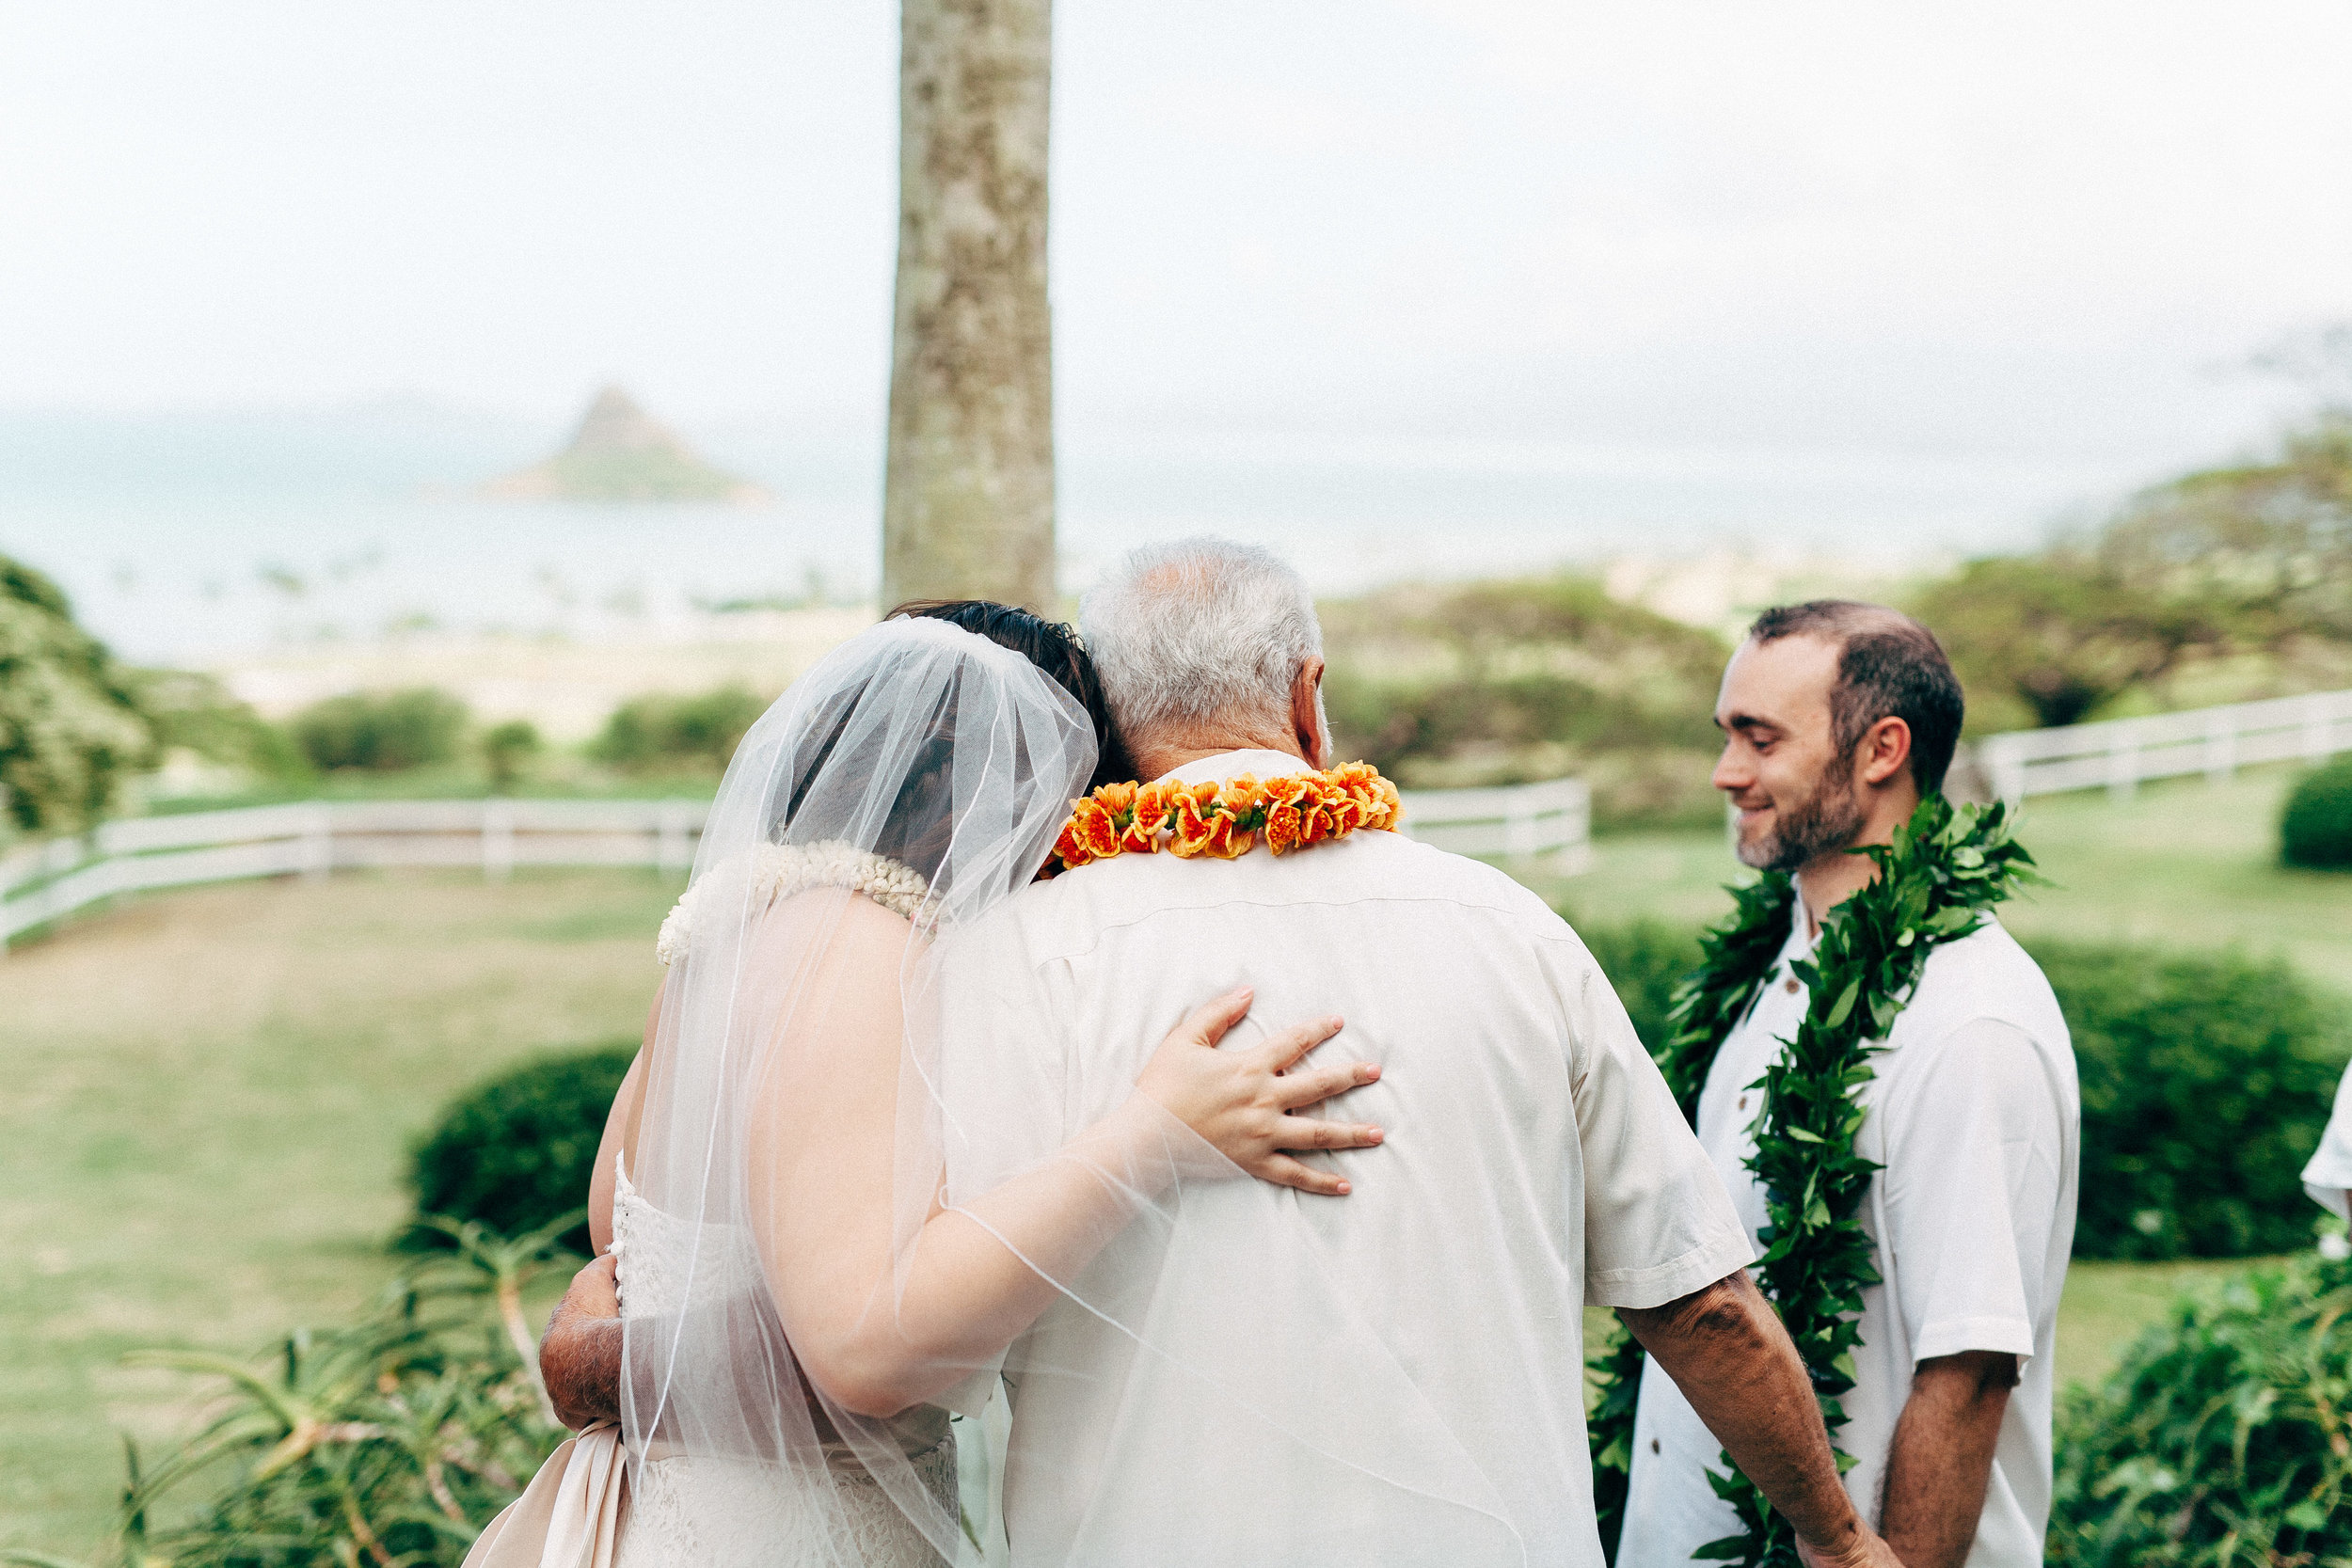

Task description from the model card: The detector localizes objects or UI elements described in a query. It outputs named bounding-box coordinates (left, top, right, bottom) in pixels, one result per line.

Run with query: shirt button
left=1738, top=1096, right=1748, bottom=1112
left=1651, top=1439, right=1661, bottom=1454
left=1784, top=977, right=1801, bottom=994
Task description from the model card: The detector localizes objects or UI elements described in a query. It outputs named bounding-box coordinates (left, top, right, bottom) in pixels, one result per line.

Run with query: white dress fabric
left=608, top=1164, right=956, bottom=1568
left=1620, top=903, right=2077, bottom=1568
left=935, top=748, right=1755, bottom=1567
left=2302, top=1062, right=2352, bottom=1221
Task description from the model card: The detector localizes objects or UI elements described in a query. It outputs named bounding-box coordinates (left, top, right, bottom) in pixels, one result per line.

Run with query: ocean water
left=0, top=405, right=2141, bottom=664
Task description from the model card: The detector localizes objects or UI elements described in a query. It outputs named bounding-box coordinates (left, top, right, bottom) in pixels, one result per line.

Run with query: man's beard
left=1737, top=763, right=1867, bottom=873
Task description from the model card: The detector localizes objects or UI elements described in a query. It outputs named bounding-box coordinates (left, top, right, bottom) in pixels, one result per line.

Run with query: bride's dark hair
left=771, top=601, right=1125, bottom=883
left=887, top=600, right=1136, bottom=790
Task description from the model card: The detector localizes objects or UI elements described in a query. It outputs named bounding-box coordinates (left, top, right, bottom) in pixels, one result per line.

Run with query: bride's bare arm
left=584, top=986, right=661, bottom=1257
left=749, top=894, right=1381, bottom=1419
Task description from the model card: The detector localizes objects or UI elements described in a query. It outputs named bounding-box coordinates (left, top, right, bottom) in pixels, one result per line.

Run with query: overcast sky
left=3, top=1, right=2348, bottom=471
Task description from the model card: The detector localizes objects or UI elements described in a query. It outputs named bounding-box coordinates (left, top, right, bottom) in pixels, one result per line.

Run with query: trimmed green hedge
left=405, top=1042, right=638, bottom=1253
left=1577, top=918, right=1700, bottom=1057
left=2049, top=1250, right=2352, bottom=1565
left=590, top=685, right=767, bottom=773
left=292, top=687, right=469, bottom=772
left=1574, top=913, right=2349, bottom=1261
left=2281, top=755, right=2352, bottom=869
left=2043, top=941, right=2346, bottom=1259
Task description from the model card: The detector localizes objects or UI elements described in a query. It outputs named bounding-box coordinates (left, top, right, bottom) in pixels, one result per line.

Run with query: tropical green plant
left=0, top=553, right=153, bottom=835
left=2280, top=756, right=2352, bottom=870
left=291, top=689, right=470, bottom=773
left=91, top=1218, right=576, bottom=1568
left=2048, top=1249, right=2352, bottom=1567
left=2045, top=941, right=2348, bottom=1259
left=588, top=686, right=766, bottom=774
left=406, top=1044, right=637, bottom=1255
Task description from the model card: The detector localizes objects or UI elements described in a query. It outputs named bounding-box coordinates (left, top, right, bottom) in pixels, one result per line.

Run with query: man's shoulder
left=1004, top=830, right=1577, bottom=959
left=1896, top=915, right=2074, bottom=1073
left=1915, top=917, right=2061, bottom=1010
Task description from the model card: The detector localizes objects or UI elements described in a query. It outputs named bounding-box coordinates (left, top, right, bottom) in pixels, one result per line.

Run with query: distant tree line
left=1324, top=401, right=2352, bottom=827
left=5, top=388, right=2349, bottom=838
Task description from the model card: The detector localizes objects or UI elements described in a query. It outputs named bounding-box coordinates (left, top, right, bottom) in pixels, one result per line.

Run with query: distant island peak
left=481, top=386, right=771, bottom=505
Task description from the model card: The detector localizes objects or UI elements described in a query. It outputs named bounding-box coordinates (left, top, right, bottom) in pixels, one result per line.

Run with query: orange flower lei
left=1049, top=761, right=1404, bottom=874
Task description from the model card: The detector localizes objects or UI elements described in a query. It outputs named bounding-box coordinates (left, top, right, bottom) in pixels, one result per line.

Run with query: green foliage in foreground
left=1575, top=915, right=2350, bottom=1261
left=87, top=1221, right=574, bottom=1568
left=291, top=689, right=471, bottom=774
left=0, top=554, right=153, bottom=835
left=2049, top=1249, right=2352, bottom=1568
left=406, top=1044, right=638, bottom=1255
left=2281, top=756, right=2352, bottom=870
left=589, top=686, right=767, bottom=774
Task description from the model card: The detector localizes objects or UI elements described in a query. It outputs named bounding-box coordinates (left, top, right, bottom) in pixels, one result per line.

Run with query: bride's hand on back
left=1134, top=988, right=1384, bottom=1196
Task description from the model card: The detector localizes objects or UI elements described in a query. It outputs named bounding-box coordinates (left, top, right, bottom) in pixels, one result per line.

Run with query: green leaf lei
left=1588, top=796, right=2041, bottom=1567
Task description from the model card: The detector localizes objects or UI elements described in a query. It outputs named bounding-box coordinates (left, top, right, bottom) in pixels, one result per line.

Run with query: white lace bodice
left=609, top=1164, right=955, bottom=1568
left=656, top=841, right=930, bottom=966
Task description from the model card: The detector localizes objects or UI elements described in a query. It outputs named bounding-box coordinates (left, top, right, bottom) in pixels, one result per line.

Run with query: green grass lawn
left=0, top=870, right=675, bottom=1559
left=6, top=764, right=2340, bottom=1559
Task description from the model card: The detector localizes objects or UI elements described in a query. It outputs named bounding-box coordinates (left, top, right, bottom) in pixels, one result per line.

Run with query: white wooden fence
left=1397, top=777, right=1592, bottom=875
left=0, top=800, right=706, bottom=950
left=0, top=778, right=1591, bottom=951
left=1973, top=689, right=2352, bottom=805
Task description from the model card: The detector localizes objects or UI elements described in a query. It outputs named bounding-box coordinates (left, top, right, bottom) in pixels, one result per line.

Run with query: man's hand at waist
left=1620, top=1270, right=1906, bottom=1568
left=541, top=1253, right=624, bottom=1431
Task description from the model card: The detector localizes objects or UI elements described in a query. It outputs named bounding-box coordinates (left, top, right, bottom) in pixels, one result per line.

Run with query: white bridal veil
left=622, top=615, right=1520, bottom=1567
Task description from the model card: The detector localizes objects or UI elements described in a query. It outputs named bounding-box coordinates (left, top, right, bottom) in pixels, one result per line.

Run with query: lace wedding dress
left=609, top=1162, right=959, bottom=1568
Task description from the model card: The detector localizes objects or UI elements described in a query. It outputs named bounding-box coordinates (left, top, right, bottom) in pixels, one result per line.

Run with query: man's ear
left=1292, top=657, right=1329, bottom=768
left=1857, top=715, right=1913, bottom=789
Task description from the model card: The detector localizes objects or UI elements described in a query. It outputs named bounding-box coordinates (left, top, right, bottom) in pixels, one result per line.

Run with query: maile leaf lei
left=1589, top=795, right=2041, bottom=1567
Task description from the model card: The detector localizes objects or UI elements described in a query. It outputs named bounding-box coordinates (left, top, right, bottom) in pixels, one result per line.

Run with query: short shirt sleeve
left=1879, top=1017, right=2064, bottom=1364
left=1551, top=936, right=1755, bottom=1309
left=2303, top=1060, right=2352, bottom=1222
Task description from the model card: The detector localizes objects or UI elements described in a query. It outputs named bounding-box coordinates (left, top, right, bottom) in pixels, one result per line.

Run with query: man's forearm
left=540, top=1312, right=624, bottom=1430
left=1879, top=1352, right=2014, bottom=1568
left=1618, top=1272, right=1863, bottom=1556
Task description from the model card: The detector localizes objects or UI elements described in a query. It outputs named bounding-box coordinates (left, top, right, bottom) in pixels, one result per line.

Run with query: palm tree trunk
left=881, top=0, right=1057, bottom=615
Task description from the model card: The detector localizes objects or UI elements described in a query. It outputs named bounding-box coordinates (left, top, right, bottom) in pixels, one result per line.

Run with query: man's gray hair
left=1080, top=538, right=1323, bottom=737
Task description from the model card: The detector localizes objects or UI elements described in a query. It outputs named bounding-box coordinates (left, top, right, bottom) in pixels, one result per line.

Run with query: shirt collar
left=1787, top=891, right=1816, bottom=959
left=1153, top=748, right=1311, bottom=787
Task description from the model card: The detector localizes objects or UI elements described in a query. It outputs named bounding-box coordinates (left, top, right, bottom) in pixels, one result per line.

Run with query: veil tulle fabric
left=622, top=615, right=1521, bottom=1567
left=620, top=615, right=1093, bottom=1563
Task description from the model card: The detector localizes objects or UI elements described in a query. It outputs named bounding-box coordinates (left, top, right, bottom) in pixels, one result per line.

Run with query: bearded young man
left=1618, top=602, right=2078, bottom=1568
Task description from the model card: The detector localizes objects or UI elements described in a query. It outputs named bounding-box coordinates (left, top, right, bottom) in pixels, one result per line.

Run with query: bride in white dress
left=495, top=609, right=1387, bottom=1568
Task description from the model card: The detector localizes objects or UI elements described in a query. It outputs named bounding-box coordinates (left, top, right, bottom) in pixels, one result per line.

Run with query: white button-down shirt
left=1621, top=900, right=2077, bottom=1568
left=939, top=750, right=1753, bottom=1566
